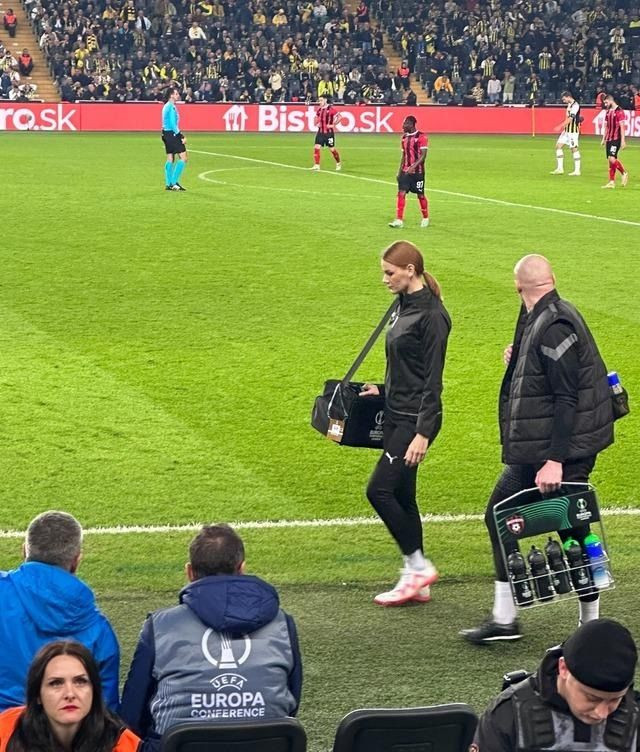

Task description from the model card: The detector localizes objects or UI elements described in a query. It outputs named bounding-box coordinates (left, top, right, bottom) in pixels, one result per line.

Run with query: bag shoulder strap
left=342, top=300, right=397, bottom=385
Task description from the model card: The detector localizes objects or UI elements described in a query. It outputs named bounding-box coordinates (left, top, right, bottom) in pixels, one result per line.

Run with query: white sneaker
left=622, top=172, right=629, bottom=187
left=550, top=169, right=564, bottom=175
left=568, top=171, right=580, bottom=176
left=601, top=181, right=615, bottom=189
left=311, top=164, right=320, bottom=171
left=420, top=218, right=430, bottom=228
left=373, top=567, right=437, bottom=607
left=335, top=162, right=342, bottom=171
left=388, top=219, right=404, bottom=228
left=412, top=585, right=432, bottom=603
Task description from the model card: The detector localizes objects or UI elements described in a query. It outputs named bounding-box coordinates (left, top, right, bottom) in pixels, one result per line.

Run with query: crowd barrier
left=1, top=102, right=638, bottom=136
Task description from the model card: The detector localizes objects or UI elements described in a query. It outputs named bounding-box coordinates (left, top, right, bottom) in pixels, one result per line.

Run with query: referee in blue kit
left=162, top=87, right=187, bottom=191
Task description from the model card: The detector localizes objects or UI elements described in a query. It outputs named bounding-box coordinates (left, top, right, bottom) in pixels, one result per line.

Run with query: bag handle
left=342, top=300, right=397, bottom=385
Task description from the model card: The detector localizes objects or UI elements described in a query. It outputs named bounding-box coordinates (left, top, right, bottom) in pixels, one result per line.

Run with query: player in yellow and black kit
left=551, top=91, right=583, bottom=176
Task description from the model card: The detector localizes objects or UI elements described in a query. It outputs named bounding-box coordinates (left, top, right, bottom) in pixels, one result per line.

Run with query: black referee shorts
left=162, top=130, right=185, bottom=155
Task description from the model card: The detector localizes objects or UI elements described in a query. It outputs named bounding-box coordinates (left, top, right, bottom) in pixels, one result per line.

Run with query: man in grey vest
left=461, top=254, right=615, bottom=644
left=119, top=524, right=302, bottom=750
left=472, top=619, right=639, bottom=752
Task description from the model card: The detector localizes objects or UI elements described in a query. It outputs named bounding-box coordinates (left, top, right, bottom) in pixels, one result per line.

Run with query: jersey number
left=416, top=180, right=424, bottom=192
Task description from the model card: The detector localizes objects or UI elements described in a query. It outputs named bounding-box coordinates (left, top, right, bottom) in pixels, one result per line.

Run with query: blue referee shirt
left=162, top=101, right=179, bottom=134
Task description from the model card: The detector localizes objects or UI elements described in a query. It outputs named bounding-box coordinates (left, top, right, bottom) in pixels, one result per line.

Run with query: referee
left=360, top=241, right=451, bottom=607
left=162, top=87, right=187, bottom=192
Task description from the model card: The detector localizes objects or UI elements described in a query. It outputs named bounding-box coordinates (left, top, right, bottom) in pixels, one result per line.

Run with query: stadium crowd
left=0, top=0, right=637, bottom=104
left=21, top=0, right=409, bottom=103
left=376, top=0, right=640, bottom=106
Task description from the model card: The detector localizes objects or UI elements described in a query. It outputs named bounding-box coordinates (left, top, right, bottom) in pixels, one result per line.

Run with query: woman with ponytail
left=360, top=241, right=451, bottom=606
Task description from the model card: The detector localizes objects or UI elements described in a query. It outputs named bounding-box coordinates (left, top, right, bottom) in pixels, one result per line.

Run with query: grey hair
left=25, top=511, right=83, bottom=570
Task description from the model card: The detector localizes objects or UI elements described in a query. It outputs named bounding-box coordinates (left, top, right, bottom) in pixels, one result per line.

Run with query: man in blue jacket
left=0, top=510, right=120, bottom=710
left=120, top=524, right=302, bottom=750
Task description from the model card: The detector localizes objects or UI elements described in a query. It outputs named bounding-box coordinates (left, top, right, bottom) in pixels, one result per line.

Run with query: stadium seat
left=160, top=719, right=307, bottom=752
left=332, top=704, right=477, bottom=752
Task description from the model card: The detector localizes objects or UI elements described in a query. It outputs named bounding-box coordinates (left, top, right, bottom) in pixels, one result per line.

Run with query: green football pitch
left=2, top=131, right=639, bottom=750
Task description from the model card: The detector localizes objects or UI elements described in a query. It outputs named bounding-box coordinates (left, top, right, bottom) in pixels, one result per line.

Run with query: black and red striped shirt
left=401, top=131, right=428, bottom=174
left=604, top=107, right=626, bottom=141
left=317, top=105, right=337, bottom=134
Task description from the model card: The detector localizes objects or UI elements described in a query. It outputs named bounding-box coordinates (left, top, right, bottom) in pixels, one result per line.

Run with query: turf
left=2, top=132, right=639, bottom=750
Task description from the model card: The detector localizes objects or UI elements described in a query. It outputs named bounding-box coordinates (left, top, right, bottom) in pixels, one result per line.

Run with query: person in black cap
left=472, top=619, right=640, bottom=751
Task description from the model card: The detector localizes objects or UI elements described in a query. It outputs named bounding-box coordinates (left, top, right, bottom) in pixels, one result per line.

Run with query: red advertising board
left=1, top=102, right=639, bottom=136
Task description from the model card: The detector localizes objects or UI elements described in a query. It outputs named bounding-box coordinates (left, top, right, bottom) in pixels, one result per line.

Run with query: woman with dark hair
left=360, top=241, right=451, bottom=606
left=0, top=641, right=139, bottom=752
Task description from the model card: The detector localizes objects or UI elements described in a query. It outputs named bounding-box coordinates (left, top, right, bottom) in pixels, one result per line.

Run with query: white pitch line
left=1, top=506, right=639, bottom=538
left=198, top=169, right=386, bottom=200
left=190, top=149, right=640, bottom=228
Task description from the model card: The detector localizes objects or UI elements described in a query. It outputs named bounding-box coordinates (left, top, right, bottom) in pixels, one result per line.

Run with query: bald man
left=461, top=255, right=615, bottom=645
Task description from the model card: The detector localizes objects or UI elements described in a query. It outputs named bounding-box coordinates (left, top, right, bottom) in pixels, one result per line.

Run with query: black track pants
left=366, top=411, right=424, bottom=556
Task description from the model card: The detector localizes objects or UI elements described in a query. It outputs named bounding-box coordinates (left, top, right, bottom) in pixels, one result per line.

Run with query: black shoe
left=460, top=618, right=522, bottom=645
left=175, top=183, right=186, bottom=191
left=165, top=185, right=173, bottom=191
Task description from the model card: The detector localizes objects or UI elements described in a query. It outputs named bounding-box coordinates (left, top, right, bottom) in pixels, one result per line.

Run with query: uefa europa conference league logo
left=191, top=629, right=266, bottom=719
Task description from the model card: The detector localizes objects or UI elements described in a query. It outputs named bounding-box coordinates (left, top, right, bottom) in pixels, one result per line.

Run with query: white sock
left=556, top=149, right=563, bottom=171
left=579, top=598, right=599, bottom=625
left=406, top=550, right=427, bottom=571
left=573, top=151, right=581, bottom=174
left=493, top=580, right=517, bottom=625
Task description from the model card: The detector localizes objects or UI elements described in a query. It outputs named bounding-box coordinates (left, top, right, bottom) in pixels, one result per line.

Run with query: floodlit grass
left=2, top=131, right=639, bottom=750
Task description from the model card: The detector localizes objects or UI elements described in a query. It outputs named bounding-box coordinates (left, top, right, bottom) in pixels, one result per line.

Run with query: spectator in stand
left=405, top=89, right=417, bottom=106
left=503, top=72, right=515, bottom=103
left=355, top=0, right=369, bottom=25
left=120, top=524, right=302, bottom=752
left=397, top=59, right=411, bottom=90
left=487, top=74, right=502, bottom=103
left=18, top=49, right=33, bottom=76
left=0, top=511, right=120, bottom=712
left=0, top=70, right=12, bottom=98
left=3, top=8, right=17, bottom=38
left=433, top=73, right=453, bottom=103
left=0, top=642, right=140, bottom=752
left=272, top=7, right=288, bottom=26
left=470, top=80, right=484, bottom=103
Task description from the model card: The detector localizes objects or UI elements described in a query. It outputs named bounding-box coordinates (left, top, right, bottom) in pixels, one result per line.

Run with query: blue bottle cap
left=607, top=371, right=620, bottom=387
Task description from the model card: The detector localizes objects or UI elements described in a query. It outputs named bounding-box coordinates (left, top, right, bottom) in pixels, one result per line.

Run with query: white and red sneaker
left=374, top=566, right=438, bottom=607
left=412, top=585, right=432, bottom=603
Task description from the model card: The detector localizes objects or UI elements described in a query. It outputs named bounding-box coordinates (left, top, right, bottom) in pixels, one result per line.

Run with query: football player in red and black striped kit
left=312, top=96, right=342, bottom=171
left=601, top=94, right=628, bottom=189
left=389, top=116, right=430, bottom=229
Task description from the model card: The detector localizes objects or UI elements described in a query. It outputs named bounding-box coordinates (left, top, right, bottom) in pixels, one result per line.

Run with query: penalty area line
left=1, top=507, right=639, bottom=538
left=190, top=149, right=640, bottom=229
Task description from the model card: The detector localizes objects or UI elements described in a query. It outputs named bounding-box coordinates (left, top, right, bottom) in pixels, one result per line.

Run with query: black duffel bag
left=311, top=302, right=396, bottom=449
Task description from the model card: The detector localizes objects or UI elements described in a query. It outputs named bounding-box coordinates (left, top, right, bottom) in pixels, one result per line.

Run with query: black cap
left=563, top=619, right=637, bottom=692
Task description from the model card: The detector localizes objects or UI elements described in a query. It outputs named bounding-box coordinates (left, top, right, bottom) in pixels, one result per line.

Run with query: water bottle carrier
left=493, top=482, right=615, bottom=609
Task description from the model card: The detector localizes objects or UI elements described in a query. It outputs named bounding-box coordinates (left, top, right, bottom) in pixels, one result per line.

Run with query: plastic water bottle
left=527, top=545, right=555, bottom=601
left=507, top=551, right=534, bottom=607
left=545, top=537, right=572, bottom=594
left=563, top=538, right=592, bottom=594
left=583, top=533, right=610, bottom=589
left=608, top=371, right=624, bottom=395
left=608, top=371, right=630, bottom=419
